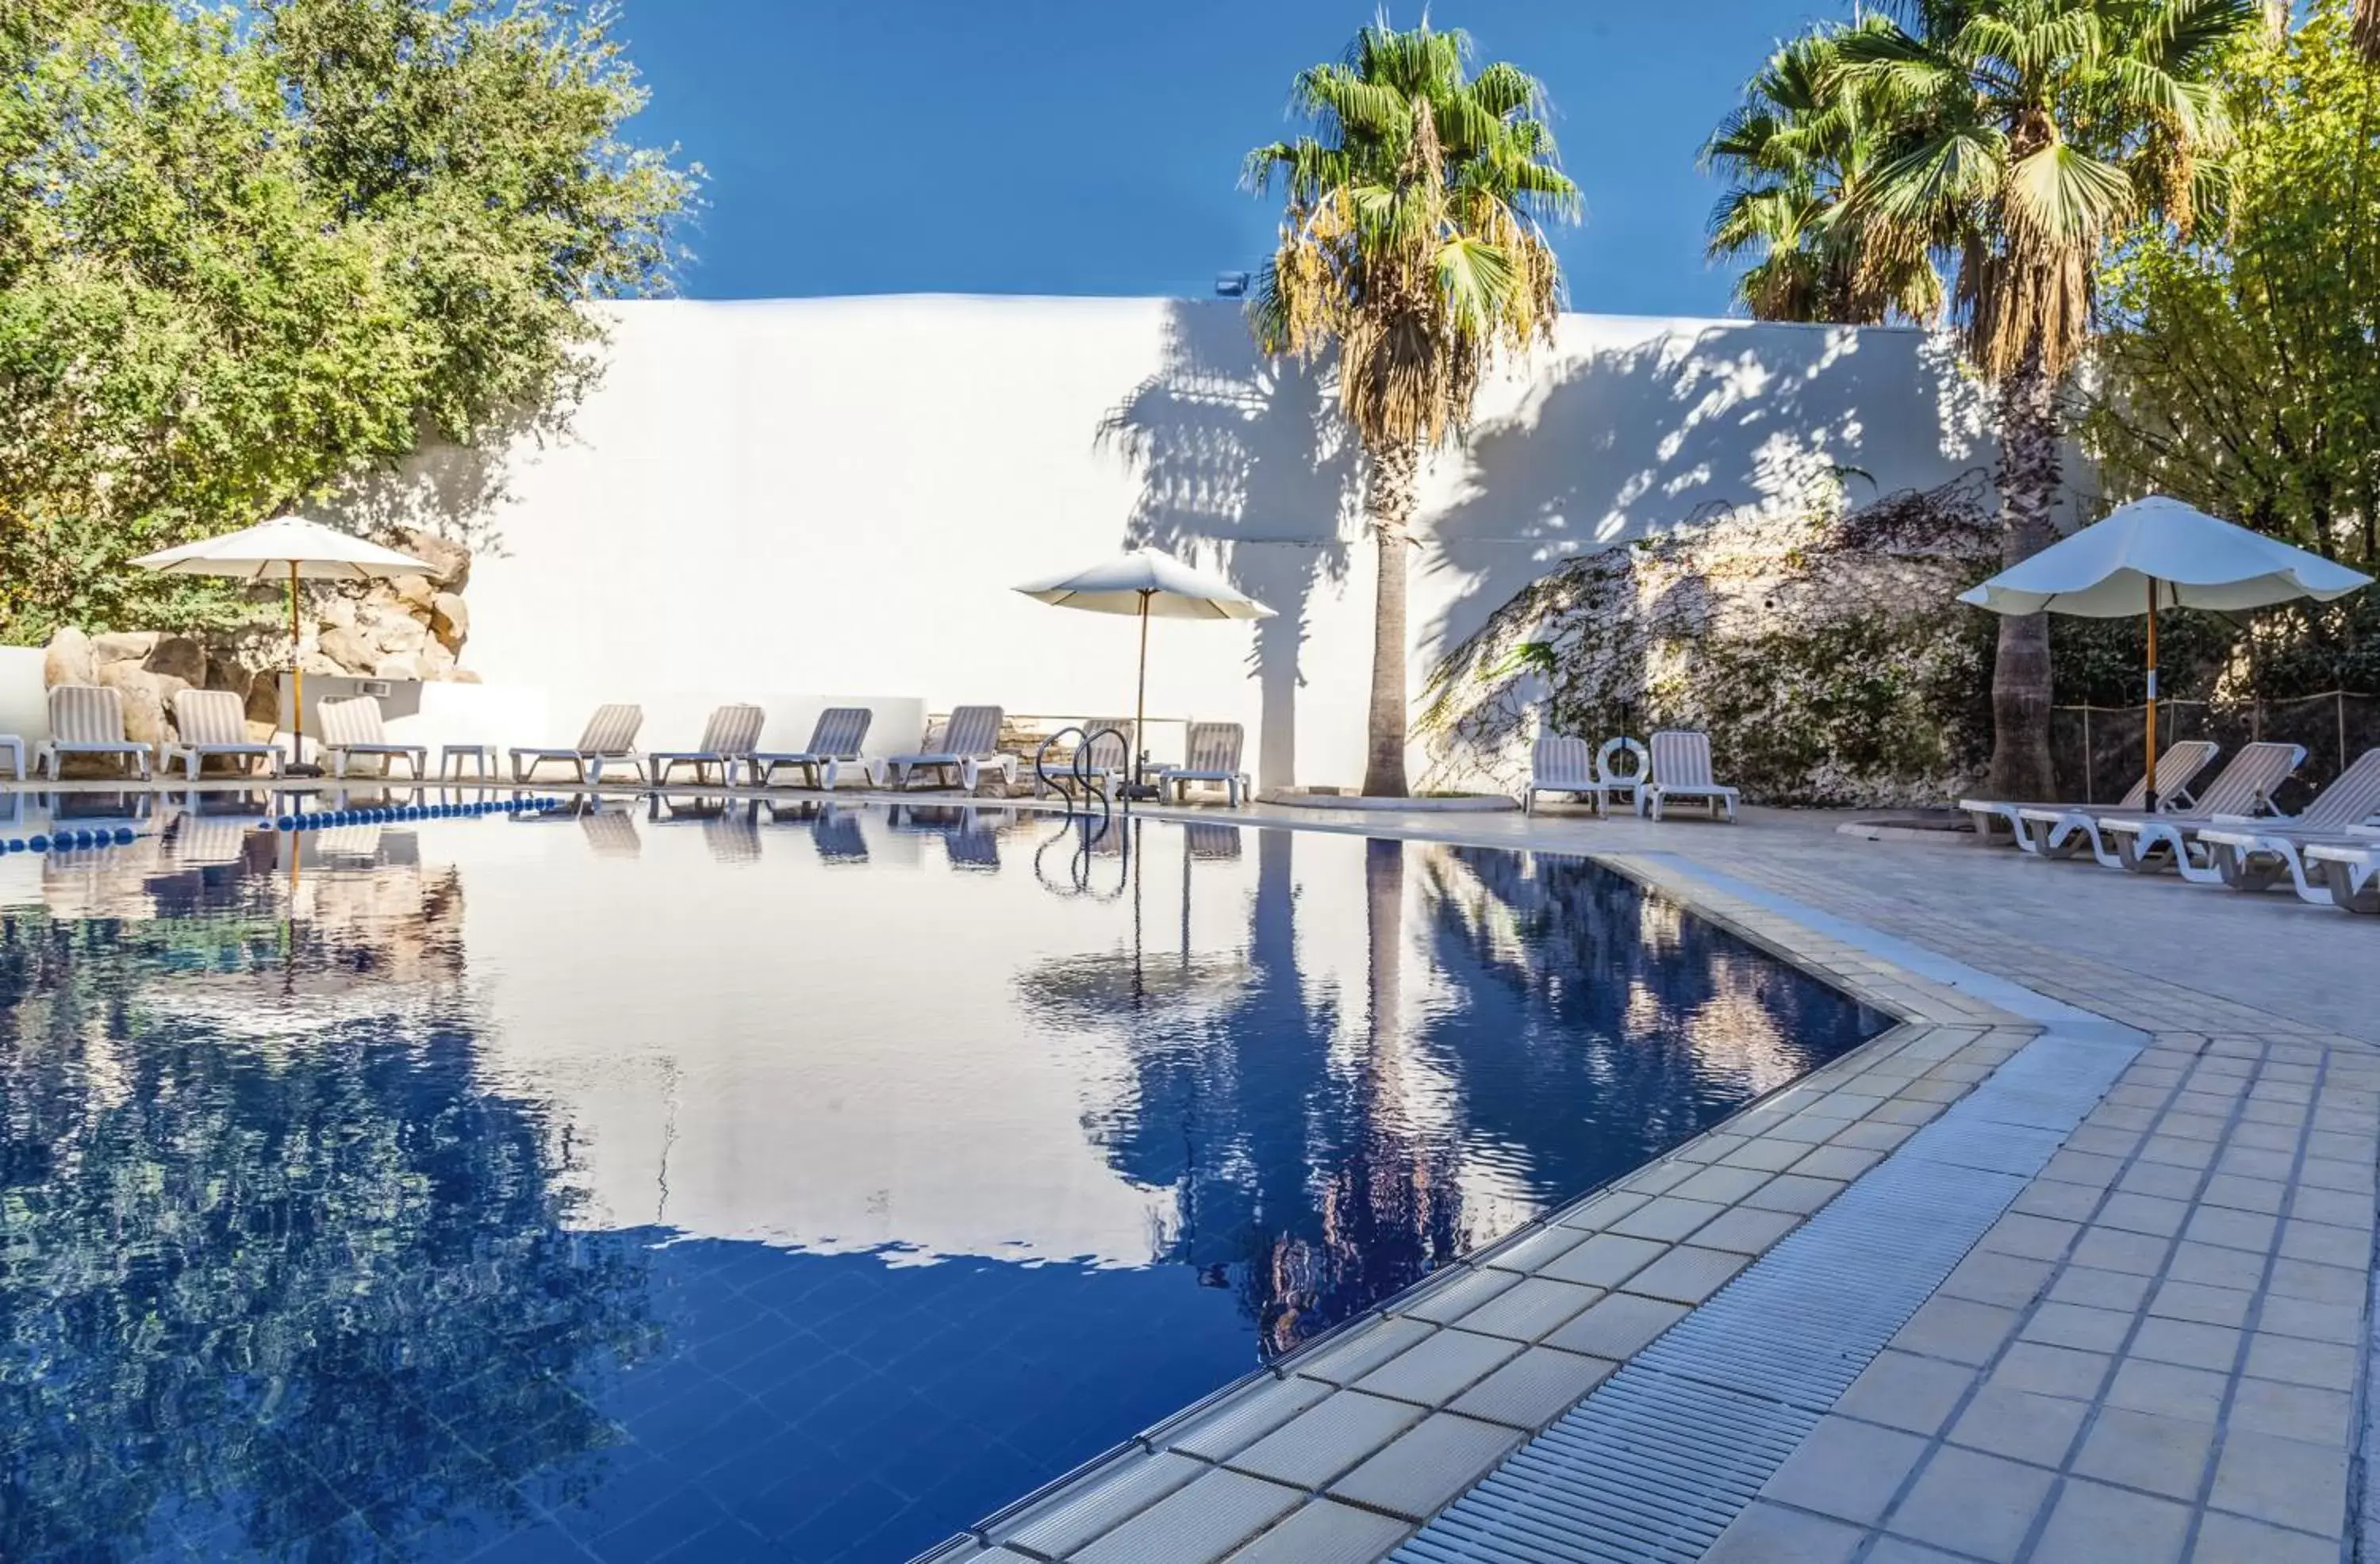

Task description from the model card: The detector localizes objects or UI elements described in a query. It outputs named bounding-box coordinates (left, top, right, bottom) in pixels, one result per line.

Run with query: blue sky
left=616, top=1, right=1846, bottom=318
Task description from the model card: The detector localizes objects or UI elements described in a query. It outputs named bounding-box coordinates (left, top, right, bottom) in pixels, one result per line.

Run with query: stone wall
left=1416, top=473, right=2003, bottom=807
left=37, top=527, right=474, bottom=754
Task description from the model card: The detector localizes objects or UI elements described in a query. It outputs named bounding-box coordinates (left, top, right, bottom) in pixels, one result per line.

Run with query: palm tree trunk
left=1987, top=348, right=2060, bottom=800
left=1361, top=438, right=1419, bottom=797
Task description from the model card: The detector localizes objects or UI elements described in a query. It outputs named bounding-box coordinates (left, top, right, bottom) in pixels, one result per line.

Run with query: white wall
left=365, top=297, right=2002, bottom=788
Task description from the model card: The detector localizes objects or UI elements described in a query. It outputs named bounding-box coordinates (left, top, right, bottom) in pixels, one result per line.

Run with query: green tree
left=1245, top=21, right=1578, bottom=797
left=1702, top=20, right=1944, bottom=325
left=0, top=0, right=694, bottom=644
left=1838, top=0, right=2257, bottom=798
left=2085, top=2, right=2380, bottom=566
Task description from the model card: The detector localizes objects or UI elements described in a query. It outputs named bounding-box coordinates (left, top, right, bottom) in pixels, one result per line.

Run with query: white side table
left=0, top=736, right=23, bottom=780
left=440, top=743, right=497, bottom=781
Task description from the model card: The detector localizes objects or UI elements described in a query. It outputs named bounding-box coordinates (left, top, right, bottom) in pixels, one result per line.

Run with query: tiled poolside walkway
left=916, top=803, right=2379, bottom=1564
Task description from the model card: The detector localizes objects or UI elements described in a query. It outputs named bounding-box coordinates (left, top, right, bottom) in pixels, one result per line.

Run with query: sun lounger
left=2022, top=742, right=2304, bottom=872
left=1525, top=735, right=1644, bottom=816
left=159, top=689, right=284, bottom=780
left=650, top=703, right=765, bottom=787
left=511, top=703, right=647, bottom=785
left=33, top=685, right=154, bottom=780
left=1639, top=730, right=1738, bottom=822
left=318, top=695, right=428, bottom=780
left=2191, top=748, right=2380, bottom=903
left=1961, top=739, right=2220, bottom=851
left=748, top=707, right=885, bottom=791
left=2305, top=839, right=2380, bottom=914
left=887, top=705, right=1016, bottom=792
left=1156, top=722, right=1250, bottom=807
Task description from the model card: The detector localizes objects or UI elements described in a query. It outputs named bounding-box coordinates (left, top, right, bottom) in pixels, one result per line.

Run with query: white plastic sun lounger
left=1156, top=722, right=1250, bottom=807
left=1525, top=735, right=1643, bottom=817
left=318, top=695, right=428, bottom=780
left=1961, top=738, right=2220, bottom=852
left=1639, top=730, right=1737, bottom=822
left=650, top=703, right=765, bottom=787
left=34, top=685, right=153, bottom=780
left=2305, top=839, right=2380, bottom=914
left=160, top=688, right=284, bottom=780
left=747, top=707, right=885, bottom=791
left=2022, top=742, right=2304, bottom=873
left=511, top=703, right=647, bottom=785
left=886, top=705, right=1016, bottom=792
left=2194, top=748, right=2380, bottom=904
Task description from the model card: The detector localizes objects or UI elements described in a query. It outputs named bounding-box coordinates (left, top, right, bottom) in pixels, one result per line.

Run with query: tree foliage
left=2085, top=2, right=2380, bottom=567
left=0, top=0, right=696, bottom=643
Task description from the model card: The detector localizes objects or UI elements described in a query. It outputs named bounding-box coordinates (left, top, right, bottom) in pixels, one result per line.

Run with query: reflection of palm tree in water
left=1098, top=301, right=1355, bottom=790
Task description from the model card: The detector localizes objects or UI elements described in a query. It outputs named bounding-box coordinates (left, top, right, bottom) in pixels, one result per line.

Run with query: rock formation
left=1417, top=472, right=2002, bottom=807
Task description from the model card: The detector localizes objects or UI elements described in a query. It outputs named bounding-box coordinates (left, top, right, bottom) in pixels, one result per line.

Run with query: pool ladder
left=1033, top=725, right=1130, bottom=895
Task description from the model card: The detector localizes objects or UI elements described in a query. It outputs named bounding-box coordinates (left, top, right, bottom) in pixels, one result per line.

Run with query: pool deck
left=13, top=781, right=2379, bottom=1562
left=919, top=799, right=2380, bottom=1564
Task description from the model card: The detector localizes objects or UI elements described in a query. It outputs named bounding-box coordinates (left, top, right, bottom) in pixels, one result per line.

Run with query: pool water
left=0, top=795, right=1887, bottom=1562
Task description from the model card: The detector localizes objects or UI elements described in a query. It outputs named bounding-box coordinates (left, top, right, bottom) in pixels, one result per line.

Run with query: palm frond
left=2006, top=140, right=2136, bottom=243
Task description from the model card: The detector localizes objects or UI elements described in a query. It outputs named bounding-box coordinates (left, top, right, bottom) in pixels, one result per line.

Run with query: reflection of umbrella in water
left=1962, top=496, right=2370, bottom=807
left=132, top=516, right=436, bottom=775
left=1014, top=548, right=1273, bottom=784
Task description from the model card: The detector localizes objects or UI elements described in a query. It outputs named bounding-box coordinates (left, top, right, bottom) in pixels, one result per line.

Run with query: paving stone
left=1289, top=1316, right=1436, bottom=1387
left=1449, top=1276, right=1602, bottom=1344
left=2068, top=1225, right=2171, bottom=1275
left=2071, top=1406, right=2215, bottom=1501
left=2228, top=1375, right=2351, bottom=1446
left=2045, top=1265, right=2152, bottom=1312
left=1392, top=1266, right=1518, bottom=1325
left=1605, top=1196, right=1724, bottom=1243
left=2010, top=1179, right=2102, bottom=1222
left=1446, top=1344, right=1616, bottom=1432
left=2040, top=1149, right=2125, bottom=1189
left=1891, top=1295, right=2021, bottom=1366
left=1758, top=1414, right=1928, bottom=1524
left=1981, top=1213, right=2081, bottom=1262
left=1741, top=1173, right=1844, bottom=1215
left=1986, top=1343, right=2111, bottom=1402
left=1944, top=1384, right=2086, bottom=1467
left=1549, top=1187, right=1652, bottom=1231
left=1618, top=1244, right=1749, bottom=1305
left=2029, top=1476, right=2190, bottom=1563
left=1224, top=1392, right=1426, bottom=1491
left=1537, top=1232, right=1665, bottom=1290
left=2018, top=1301, right=2132, bottom=1353
left=1721, top=1134, right=1819, bottom=1173
left=2198, top=1174, right=2288, bottom=1215
left=1670, top=1163, right=1774, bottom=1205
left=1830, top=1119, right=1917, bottom=1152
left=2185, top=1205, right=2279, bottom=1254
left=1937, top=1251, right=2052, bottom=1309
left=1071, top=1469, right=1305, bottom=1564
left=996, top=1451, right=1207, bottom=1557
left=2103, top=1359, right=2226, bottom=1424
left=1165, top=1375, right=1334, bottom=1461
left=1622, top=1160, right=1699, bottom=1195
left=2164, top=1241, right=2268, bottom=1292
left=2250, top=1293, right=2361, bottom=1346
left=1685, top=1205, right=1802, bottom=1256
left=2114, top=1160, right=2202, bottom=1200
left=2286, top=1184, right=2371, bottom=1229
left=2207, top=1428, right=2347, bottom=1536
left=1476, top=1221, right=1590, bottom=1276
left=1884, top=1446, right=2057, bottom=1562
left=1703, top=1501, right=1866, bottom=1564
left=1833, top=1349, right=1977, bottom=1436
left=2265, top=1256, right=2364, bottom=1305
left=1863, top=1539, right=1972, bottom=1564
left=2146, top=1278, right=2251, bottom=1328
left=1219, top=1497, right=1411, bottom=1564
left=2277, top=1218, right=2370, bottom=1269
left=2241, top=1331, right=2357, bottom=1391
left=1352, top=1328, right=1522, bottom=1409
left=2130, top=1317, right=2242, bottom=1373
left=1324, top=1412, right=1522, bottom=1522
left=1543, top=1293, right=1689, bottom=1360
left=2190, top=1509, right=2343, bottom=1563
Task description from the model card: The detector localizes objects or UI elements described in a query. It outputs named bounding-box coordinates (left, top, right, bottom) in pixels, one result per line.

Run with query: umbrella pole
left=289, top=561, right=305, bottom=769
left=1133, top=591, right=1151, bottom=796
left=2144, top=577, right=2159, bottom=811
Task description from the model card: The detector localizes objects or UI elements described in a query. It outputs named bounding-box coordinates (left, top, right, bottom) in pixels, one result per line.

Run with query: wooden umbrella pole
left=2144, top=576, right=2159, bottom=811
left=289, top=560, right=305, bottom=768
left=1133, top=591, right=1151, bottom=794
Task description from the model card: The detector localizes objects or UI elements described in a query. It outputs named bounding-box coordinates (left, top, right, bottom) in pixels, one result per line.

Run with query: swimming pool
left=0, top=795, right=1887, bottom=1562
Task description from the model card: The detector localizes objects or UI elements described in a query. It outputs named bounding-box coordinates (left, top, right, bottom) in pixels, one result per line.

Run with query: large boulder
left=44, top=627, right=94, bottom=688
left=244, top=669, right=282, bottom=730
left=91, top=630, right=158, bottom=664
left=373, top=654, right=423, bottom=681
left=318, top=625, right=373, bottom=673
left=144, top=634, right=207, bottom=687
left=400, top=528, right=470, bottom=592
left=96, top=662, right=179, bottom=746
left=416, top=637, right=458, bottom=680
left=430, top=592, right=468, bottom=650
left=388, top=573, right=436, bottom=613
left=367, top=611, right=427, bottom=661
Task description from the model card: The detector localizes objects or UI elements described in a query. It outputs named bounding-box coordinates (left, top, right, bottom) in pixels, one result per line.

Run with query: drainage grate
left=1392, top=1024, right=2139, bottom=1563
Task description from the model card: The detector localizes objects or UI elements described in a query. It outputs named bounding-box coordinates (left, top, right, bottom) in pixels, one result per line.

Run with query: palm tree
left=1245, top=21, right=1578, bottom=797
left=1702, top=23, right=1944, bottom=325
left=1839, top=0, right=2256, bottom=798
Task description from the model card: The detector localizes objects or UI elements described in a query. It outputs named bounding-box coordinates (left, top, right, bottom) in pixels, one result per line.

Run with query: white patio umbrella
left=1960, top=495, right=2370, bottom=804
left=1013, top=546, right=1274, bottom=784
left=132, top=515, right=436, bottom=771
